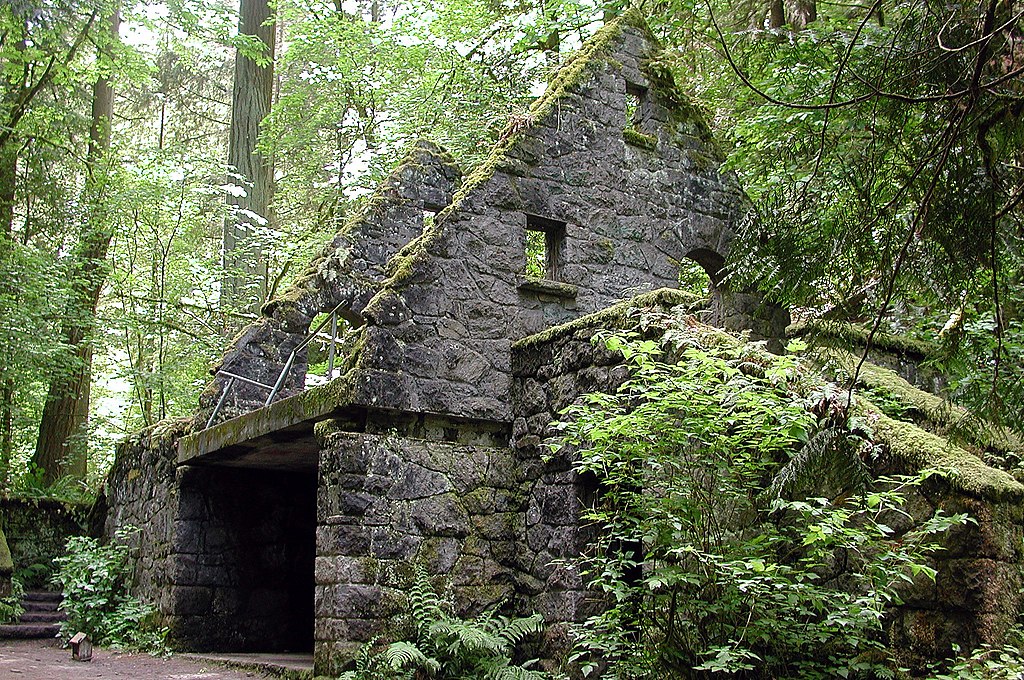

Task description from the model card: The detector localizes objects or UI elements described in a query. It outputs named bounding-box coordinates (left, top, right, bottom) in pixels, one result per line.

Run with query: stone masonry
left=101, top=8, right=1024, bottom=676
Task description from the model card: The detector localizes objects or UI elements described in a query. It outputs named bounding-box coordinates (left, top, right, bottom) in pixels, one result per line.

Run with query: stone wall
left=104, top=422, right=186, bottom=614
left=879, top=463, right=1024, bottom=669
left=353, top=16, right=786, bottom=423
left=0, top=497, right=88, bottom=589
left=313, top=427, right=526, bottom=674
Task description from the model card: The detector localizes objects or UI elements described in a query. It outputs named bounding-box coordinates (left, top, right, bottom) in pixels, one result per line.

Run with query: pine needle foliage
left=339, top=566, right=552, bottom=680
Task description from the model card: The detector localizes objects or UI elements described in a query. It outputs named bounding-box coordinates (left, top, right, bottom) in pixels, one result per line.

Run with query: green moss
left=512, top=288, right=701, bottom=351
left=300, top=371, right=357, bottom=415
left=788, top=320, right=938, bottom=358
left=819, top=348, right=1024, bottom=455
left=0, top=527, right=12, bottom=574
left=623, top=127, right=657, bottom=150
left=857, top=399, right=1024, bottom=502
left=262, top=138, right=459, bottom=317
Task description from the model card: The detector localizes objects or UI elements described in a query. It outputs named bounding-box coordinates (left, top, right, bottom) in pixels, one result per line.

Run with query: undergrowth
left=552, top=316, right=970, bottom=679
left=53, top=527, right=167, bottom=652
left=340, top=566, right=553, bottom=680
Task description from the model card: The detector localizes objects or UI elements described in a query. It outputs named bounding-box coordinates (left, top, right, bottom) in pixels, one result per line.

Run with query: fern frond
left=770, top=426, right=872, bottom=500
left=407, top=566, right=446, bottom=638
left=382, top=640, right=441, bottom=675
left=495, top=613, right=545, bottom=647
left=431, top=618, right=510, bottom=657
left=485, top=659, right=550, bottom=680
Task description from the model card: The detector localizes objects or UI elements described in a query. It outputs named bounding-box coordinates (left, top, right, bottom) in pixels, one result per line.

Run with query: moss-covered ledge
left=788, top=320, right=938, bottom=358
left=818, top=347, right=1024, bottom=455
left=178, top=374, right=357, bottom=465
left=858, top=401, right=1024, bottom=502
left=512, top=287, right=701, bottom=351
left=516, top=276, right=578, bottom=298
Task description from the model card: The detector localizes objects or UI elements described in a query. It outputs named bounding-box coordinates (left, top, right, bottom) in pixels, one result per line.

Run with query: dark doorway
left=173, top=464, right=317, bottom=653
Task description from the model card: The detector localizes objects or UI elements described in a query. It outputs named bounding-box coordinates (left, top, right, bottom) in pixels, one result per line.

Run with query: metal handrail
left=204, top=303, right=346, bottom=429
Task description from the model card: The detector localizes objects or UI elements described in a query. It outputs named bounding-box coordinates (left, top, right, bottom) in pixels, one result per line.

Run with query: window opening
left=525, top=214, right=566, bottom=280
left=625, top=82, right=646, bottom=129
left=423, top=206, right=439, bottom=229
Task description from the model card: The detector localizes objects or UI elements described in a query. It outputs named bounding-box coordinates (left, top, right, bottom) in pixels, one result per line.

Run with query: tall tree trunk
left=769, top=0, right=785, bottom=28
left=0, top=146, right=16, bottom=490
left=793, top=0, right=817, bottom=28
left=222, top=0, right=275, bottom=316
left=33, top=10, right=120, bottom=486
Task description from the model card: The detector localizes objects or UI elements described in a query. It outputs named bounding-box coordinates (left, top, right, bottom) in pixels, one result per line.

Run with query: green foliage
left=926, top=625, right=1024, bottom=680
left=0, top=577, right=25, bottom=624
left=554, top=324, right=969, bottom=678
left=339, top=566, right=551, bottom=680
left=53, top=528, right=167, bottom=651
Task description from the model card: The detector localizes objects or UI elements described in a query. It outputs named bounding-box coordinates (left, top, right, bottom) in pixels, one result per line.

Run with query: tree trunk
left=33, top=10, right=120, bottom=486
left=0, top=146, right=15, bottom=490
left=769, top=0, right=785, bottom=28
left=793, top=0, right=817, bottom=28
left=222, top=0, right=275, bottom=315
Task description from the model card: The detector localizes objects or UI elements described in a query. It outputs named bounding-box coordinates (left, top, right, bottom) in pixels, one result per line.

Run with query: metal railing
left=205, top=303, right=345, bottom=429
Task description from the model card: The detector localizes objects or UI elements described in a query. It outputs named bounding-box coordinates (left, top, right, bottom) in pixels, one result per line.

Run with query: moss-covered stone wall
left=0, top=497, right=88, bottom=589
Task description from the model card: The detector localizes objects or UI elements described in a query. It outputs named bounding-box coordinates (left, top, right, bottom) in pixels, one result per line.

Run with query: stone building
left=103, top=9, right=1024, bottom=675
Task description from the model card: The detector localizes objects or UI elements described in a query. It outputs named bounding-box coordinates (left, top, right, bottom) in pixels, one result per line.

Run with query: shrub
left=340, top=566, right=553, bottom=680
left=0, top=576, right=25, bottom=624
left=555, top=323, right=968, bottom=679
left=53, top=528, right=167, bottom=651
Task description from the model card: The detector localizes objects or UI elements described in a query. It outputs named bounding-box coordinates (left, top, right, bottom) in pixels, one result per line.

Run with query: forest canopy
left=0, top=0, right=1020, bottom=495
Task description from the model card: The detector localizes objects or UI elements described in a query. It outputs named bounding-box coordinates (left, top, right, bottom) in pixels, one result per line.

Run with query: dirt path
left=0, top=639, right=276, bottom=679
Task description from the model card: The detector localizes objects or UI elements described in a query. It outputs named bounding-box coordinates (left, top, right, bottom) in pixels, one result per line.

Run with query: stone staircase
left=0, top=591, right=64, bottom=639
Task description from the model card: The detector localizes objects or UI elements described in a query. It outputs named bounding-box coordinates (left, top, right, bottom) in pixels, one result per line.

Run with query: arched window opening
left=680, top=248, right=725, bottom=298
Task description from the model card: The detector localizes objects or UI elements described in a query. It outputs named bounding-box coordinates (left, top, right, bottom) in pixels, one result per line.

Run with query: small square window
left=423, top=205, right=439, bottom=228
left=625, top=82, right=646, bottom=129
left=525, top=214, right=566, bottom=280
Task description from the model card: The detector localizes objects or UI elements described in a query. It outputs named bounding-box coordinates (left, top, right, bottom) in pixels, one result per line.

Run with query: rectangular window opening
left=625, top=82, right=647, bottom=129
left=525, top=214, right=566, bottom=280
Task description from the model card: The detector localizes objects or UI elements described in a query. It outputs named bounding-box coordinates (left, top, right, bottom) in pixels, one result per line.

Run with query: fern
left=494, top=613, right=545, bottom=647
left=338, top=567, right=553, bottom=680
left=382, top=640, right=440, bottom=674
left=769, top=425, right=872, bottom=500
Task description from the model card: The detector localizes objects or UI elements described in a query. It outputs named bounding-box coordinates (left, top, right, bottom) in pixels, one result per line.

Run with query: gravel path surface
left=0, top=639, right=272, bottom=679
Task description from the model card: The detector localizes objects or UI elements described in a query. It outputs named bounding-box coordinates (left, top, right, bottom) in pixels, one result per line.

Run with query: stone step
left=22, top=591, right=62, bottom=603
left=0, top=622, right=60, bottom=639
left=23, top=600, right=61, bottom=613
left=20, top=611, right=66, bottom=623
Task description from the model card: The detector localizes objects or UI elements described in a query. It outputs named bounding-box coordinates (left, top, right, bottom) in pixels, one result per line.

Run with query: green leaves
left=558, top=317, right=969, bottom=678
left=53, top=528, right=167, bottom=651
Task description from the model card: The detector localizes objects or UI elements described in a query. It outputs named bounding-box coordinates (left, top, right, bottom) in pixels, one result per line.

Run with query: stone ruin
left=102, top=9, right=1024, bottom=675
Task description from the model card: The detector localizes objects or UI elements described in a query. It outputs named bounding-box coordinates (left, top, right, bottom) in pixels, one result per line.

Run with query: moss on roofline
left=788, top=320, right=938, bottom=358
left=512, top=288, right=701, bottom=351
left=370, top=8, right=651, bottom=303
left=857, top=399, right=1024, bottom=502
left=818, top=347, right=1024, bottom=455
left=262, top=138, right=461, bottom=315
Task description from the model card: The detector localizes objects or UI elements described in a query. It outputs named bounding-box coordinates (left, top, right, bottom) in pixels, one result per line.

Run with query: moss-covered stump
left=0, top=526, right=13, bottom=598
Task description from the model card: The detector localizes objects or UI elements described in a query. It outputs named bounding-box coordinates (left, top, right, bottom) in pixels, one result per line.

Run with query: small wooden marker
left=69, top=632, right=92, bottom=661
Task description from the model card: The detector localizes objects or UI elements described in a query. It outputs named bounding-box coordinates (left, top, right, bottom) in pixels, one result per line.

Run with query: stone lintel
left=178, top=376, right=359, bottom=469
